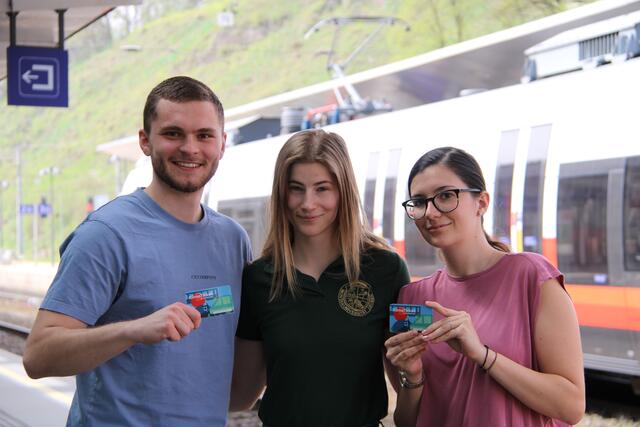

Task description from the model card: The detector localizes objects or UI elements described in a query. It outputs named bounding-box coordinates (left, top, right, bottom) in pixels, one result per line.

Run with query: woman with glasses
left=385, top=147, right=584, bottom=427
left=229, top=129, right=410, bottom=427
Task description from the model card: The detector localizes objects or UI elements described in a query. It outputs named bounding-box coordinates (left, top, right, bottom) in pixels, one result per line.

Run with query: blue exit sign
left=7, top=46, right=69, bottom=107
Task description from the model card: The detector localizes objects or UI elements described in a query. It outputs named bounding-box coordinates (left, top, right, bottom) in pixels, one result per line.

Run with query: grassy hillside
left=0, top=0, right=590, bottom=260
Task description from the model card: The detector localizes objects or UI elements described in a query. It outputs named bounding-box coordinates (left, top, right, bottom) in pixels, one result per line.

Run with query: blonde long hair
left=261, top=129, right=390, bottom=300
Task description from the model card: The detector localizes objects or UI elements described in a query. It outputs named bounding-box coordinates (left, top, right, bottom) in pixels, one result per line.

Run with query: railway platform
left=0, top=348, right=74, bottom=426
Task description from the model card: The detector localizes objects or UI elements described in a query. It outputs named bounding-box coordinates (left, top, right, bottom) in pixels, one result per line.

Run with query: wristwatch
left=398, top=370, right=424, bottom=389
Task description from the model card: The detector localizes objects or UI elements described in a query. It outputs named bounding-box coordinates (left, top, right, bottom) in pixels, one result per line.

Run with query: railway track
left=0, top=319, right=29, bottom=355
left=0, top=290, right=37, bottom=359
left=0, top=289, right=42, bottom=304
left=584, top=371, right=640, bottom=424
left=0, top=320, right=30, bottom=335
left=0, top=288, right=36, bottom=356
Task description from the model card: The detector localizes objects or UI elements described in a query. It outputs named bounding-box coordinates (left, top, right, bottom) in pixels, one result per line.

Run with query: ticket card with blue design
left=389, top=304, right=433, bottom=333
left=185, top=286, right=234, bottom=318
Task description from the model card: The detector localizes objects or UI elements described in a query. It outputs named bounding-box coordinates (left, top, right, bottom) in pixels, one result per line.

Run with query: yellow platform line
left=0, top=364, right=73, bottom=406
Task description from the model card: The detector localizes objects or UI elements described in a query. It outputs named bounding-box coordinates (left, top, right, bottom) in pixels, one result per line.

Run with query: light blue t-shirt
left=41, top=189, right=252, bottom=427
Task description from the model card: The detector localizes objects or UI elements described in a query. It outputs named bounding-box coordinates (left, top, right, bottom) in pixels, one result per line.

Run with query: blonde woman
left=230, top=129, right=410, bottom=427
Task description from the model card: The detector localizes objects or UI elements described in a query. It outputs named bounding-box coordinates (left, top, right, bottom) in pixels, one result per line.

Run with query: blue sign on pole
left=38, top=203, right=52, bottom=218
left=20, top=204, right=35, bottom=215
left=7, top=46, right=69, bottom=107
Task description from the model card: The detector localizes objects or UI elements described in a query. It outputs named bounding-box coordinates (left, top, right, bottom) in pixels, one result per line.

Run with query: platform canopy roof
left=0, top=0, right=141, bottom=81
left=224, top=0, right=640, bottom=122
left=96, top=0, right=640, bottom=161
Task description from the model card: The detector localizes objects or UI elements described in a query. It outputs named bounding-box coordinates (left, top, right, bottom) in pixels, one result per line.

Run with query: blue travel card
left=389, top=304, right=433, bottom=333
left=184, top=285, right=234, bottom=318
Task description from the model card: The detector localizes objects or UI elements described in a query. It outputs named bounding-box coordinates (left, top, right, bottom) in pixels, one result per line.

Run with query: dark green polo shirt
left=237, top=248, right=410, bottom=427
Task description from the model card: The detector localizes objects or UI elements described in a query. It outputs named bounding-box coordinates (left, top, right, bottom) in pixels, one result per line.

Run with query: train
left=120, top=22, right=640, bottom=386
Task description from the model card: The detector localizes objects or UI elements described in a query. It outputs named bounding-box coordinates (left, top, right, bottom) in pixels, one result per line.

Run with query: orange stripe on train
left=566, top=284, right=640, bottom=331
left=397, top=237, right=640, bottom=331
left=542, top=238, right=558, bottom=268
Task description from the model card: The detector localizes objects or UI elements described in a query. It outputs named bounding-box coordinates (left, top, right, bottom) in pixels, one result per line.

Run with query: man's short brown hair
left=143, top=76, right=224, bottom=134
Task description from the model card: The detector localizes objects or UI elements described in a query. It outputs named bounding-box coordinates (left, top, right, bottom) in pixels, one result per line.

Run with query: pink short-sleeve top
left=398, top=252, right=571, bottom=427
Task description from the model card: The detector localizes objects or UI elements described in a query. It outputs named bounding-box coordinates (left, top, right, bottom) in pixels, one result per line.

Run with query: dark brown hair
left=408, top=146, right=510, bottom=252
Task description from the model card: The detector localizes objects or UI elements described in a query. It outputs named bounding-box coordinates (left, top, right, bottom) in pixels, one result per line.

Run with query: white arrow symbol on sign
left=21, top=64, right=54, bottom=91
left=22, top=69, right=37, bottom=84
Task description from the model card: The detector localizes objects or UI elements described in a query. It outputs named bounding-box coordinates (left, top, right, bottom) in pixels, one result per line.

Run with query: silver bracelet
left=399, top=370, right=425, bottom=389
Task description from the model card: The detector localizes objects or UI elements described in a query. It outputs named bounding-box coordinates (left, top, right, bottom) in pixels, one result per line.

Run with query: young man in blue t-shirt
left=23, top=76, right=251, bottom=426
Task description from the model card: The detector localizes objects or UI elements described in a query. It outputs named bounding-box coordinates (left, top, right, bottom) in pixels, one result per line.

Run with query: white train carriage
left=209, top=56, right=640, bottom=380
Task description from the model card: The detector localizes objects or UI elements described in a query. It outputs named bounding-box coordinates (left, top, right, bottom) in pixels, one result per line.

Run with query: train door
left=218, top=196, right=270, bottom=256
left=622, top=156, right=640, bottom=280
left=494, top=124, right=551, bottom=256
left=622, top=156, right=640, bottom=376
left=403, top=201, right=440, bottom=278
left=382, top=149, right=402, bottom=250
left=557, top=156, right=640, bottom=377
left=363, top=152, right=380, bottom=233
left=493, top=129, right=519, bottom=248
left=521, top=125, right=552, bottom=254
left=401, top=146, right=441, bottom=277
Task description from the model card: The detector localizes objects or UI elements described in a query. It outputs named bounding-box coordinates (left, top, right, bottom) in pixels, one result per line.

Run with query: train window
left=522, top=124, right=551, bottom=254
left=242, top=222, right=255, bottom=243
left=382, top=149, right=401, bottom=242
left=493, top=129, right=519, bottom=246
left=557, top=170, right=608, bottom=283
left=403, top=192, right=440, bottom=278
left=364, top=152, right=379, bottom=228
left=235, top=209, right=256, bottom=219
left=217, top=196, right=270, bottom=255
left=624, top=156, right=640, bottom=271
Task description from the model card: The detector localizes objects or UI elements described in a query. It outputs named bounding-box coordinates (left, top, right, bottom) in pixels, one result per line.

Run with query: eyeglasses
left=402, top=188, right=481, bottom=220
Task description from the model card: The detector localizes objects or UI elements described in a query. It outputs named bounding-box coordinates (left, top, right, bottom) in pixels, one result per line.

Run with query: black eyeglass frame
left=401, top=188, right=482, bottom=219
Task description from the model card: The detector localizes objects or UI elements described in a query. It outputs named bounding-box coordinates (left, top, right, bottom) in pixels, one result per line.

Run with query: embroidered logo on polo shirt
left=338, top=280, right=375, bottom=317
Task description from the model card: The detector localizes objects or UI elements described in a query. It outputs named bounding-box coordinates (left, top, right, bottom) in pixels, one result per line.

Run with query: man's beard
left=151, top=155, right=216, bottom=193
